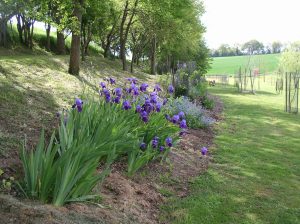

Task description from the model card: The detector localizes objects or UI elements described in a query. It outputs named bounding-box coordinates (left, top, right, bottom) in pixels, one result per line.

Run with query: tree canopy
left=1, top=0, right=209, bottom=75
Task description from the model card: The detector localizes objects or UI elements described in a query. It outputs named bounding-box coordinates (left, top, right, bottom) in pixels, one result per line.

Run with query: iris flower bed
left=19, top=77, right=187, bottom=206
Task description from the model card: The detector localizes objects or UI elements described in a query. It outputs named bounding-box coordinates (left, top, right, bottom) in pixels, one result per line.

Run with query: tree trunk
left=150, top=36, right=156, bottom=75
left=0, top=20, right=8, bottom=47
left=29, top=21, right=34, bottom=49
left=46, top=23, right=51, bottom=51
left=130, top=50, right=135, bottom=73
left=69, top=0, right=84, bottom=76
left=16, top=15, right=23, bottom=44
left=56, top=31, right=65, bottom=54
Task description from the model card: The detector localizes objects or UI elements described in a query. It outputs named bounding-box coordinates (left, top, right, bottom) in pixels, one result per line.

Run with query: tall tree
left=68, top=0, right=84, bottom=75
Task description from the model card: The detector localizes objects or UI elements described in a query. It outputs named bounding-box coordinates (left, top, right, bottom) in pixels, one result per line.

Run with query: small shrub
left=175, top=86, right=188, bottom=98
left=164, top=97, right=215, bottom=129
left=202, top=96, right=215, bottom=110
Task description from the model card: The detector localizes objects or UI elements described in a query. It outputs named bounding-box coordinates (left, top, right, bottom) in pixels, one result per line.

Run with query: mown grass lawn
left=207, top=54, right=280, bottom=75
left=162, top=85, right=300, bottom=224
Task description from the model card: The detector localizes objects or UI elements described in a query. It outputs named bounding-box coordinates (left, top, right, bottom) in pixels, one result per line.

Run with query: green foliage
left=0, top=169, right=14, bottom=192
left=279, top=42, right=300, bottom=72
left=175, top=86, right=188, bottom=98
left=201, top=96, right=214, bottom=110
left=20, top=93, right=180, bottom=205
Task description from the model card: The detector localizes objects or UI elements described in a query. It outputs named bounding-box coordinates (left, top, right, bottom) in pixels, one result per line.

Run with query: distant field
left=207, top=54, right=280, bottom=75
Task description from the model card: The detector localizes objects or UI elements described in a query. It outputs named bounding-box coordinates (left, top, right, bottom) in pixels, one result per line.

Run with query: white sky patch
left=201, top=0, right=300, bottom=48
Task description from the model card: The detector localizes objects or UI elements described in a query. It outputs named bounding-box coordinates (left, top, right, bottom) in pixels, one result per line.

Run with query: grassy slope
left=207, top=54, right=280, bottom=75
left=0, top=55, right=156, bottom=156
left=162, top=85, right=300, bottom=223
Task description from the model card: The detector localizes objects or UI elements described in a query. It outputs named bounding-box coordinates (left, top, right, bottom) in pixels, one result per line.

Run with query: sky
left=201, top=0, right=300, bottom=49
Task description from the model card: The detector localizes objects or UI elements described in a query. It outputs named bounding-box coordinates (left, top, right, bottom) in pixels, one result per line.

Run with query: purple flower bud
left=132, top=78, right=138, bottom=84
left=165, top=114, right=171, bottom=121
left=103, top=89, right=110, bottom=96
left=105, top=95, right=111, bottom=103
left=77, top=105, right=83, bottom=112
left=201, top=147, right=208, bottom=156
left=165, top=137, right=172, bottom=147
left=122, top=100, right=132, bottom=110
left=100, top=82, right=106, bottom=88
left=133, top=87, right=139, bottom=96
left=179, top=131, right=186, bottom=136
left=74, top=98, right=83, bottom=112
left=126, top=77, right=133, bottom=83
left=152, top=139, right=158, bottom=148
left=109, top=77, right=116, bottom=85
left=142, top=115, right=149, bottom=123
left=140, top=111, right=149, bottom=123
left=179, top=119, right=187, bottom=129
left=113, top=97, right=120, bottom=104
left=140, top=83, right=149, bottom=92
left=156, top=102, right=162, bottom=112
left=154, top=84, right=162, bottom=92
left=178, top=111, right=185, bottom=119
left=114, top=88, right=122, bottom=97
left=75, top=98, right=83, bottom=107
left=168, top=85, right=174, bottom=94
left=154, top=136, right=159, bottom=141
left=136, top=105, right=142, bottom=113
left=140, top=142, right=147, bottom=150
left=159, top=146, right=165, bottom=152
left=163, top=98, right=168, bottom=105
left=172, top=115, right=180, bottom=124
left=150, top=95, right=158, bottom=104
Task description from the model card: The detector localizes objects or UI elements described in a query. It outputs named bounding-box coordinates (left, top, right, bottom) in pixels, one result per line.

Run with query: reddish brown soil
left=0, top=97, right=223, bottom=224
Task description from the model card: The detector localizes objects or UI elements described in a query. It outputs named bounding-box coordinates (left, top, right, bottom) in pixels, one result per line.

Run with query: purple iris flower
left=109, top=77, right=116, bottom=85
left=113, top=97, right=120, bottom=104
left=201, top=147, right=208, bottom=156
left=136, top=105, right=142, bottom=113
left=179, top=119, right=187, bottom=129
left=154, top=84, right=162, bottom=92
left=132, top=87, right=139, bottom=96
left=159, top=146, right=165, bottom=152
left=163, top=98, right=168, bottom=105
left=156, top=102, right=162, bottom=112
left=172, top=115, right=180, bottom=124
left=140, top=142, right=147, bottom=150
left=165, top=137, right=172, bottom=147
left=179, top=130, right=186, bottom=136
left=114, top=88, right=122, bottom=97
left=103, top=89, right=110, bottom=96
left=122, top=100, right=132, bottom=110
left=154, top=136, right=159, bottom=141
left=168, top=85, right=174, bottom=94
left=165, top=114, right=171, bottom=121
left=140, top=83, right=149, bottom=92
left=140, top=111, right=149, bottom=122
left=178, top=111, right=185, bottom=119
left=126, top=87, right=131, bottom=93
left=100, top=82, right=106, bottom=89
left=126, top=78, right=132, bottom=83
left=105, top=95, right=111, bottom=103
left=152, top=138, right=159, bottom=148
left=73, top=98, right=83, bottom=112
left=150, top=95, right=157, bottom=104
left=132, top=78, right=138, bottom=84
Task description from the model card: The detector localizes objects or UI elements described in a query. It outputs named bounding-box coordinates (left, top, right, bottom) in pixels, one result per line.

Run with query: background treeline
left=211, top=40, right=283, bottom=57
left=0, top=0, right=211, bottom=76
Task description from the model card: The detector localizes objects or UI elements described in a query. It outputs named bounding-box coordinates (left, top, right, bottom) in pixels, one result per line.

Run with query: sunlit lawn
left=162, top=84, right=300, bottom=224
